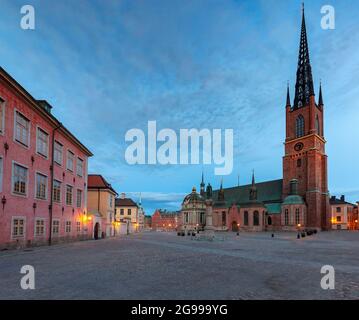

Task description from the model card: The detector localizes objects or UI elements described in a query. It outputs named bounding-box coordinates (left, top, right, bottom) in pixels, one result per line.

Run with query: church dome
left=182, top=187, right=205, bottom=206
left=283, top=194, right=305, bottom=205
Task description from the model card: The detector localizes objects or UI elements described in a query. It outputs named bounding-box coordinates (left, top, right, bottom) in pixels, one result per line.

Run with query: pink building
left=0, top=67, right=93, bottom=249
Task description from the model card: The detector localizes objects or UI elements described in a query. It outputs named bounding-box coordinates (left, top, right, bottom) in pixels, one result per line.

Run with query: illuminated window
left=52, top=220, right=60, bottom=235
left=35, top=219, right=45, bottom=236
left=53, top=180, right=61, bottom=203
left=12, top=163, right=28, bottom=195
left=65, top=221, right=71, bottom=233
left=35, top=173, right=47, bottom=200
left=12, top=218, right=25, bottom=238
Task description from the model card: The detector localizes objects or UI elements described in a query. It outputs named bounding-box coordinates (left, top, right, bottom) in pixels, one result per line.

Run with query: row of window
left=0, top=103, right=84, bottom=176
left=117, top=208, right=132, bottom=215
left=12, top=218, right=83, bottom=238
left=295, top=114, right=321, bottom=138
left=4, top=161, right=83, bottom=206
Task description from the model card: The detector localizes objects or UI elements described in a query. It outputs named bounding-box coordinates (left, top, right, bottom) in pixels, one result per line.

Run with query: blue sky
left=1, top=0, right=359, bottom=214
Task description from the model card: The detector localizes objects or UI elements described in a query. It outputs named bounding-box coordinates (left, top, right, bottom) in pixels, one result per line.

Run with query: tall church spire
left=249, top=171, right=257, bottom=201
left=286, top=82, right=291, bottom=107
left=318, top=81, right=324, bottom=106
left=200, top=171, right=205, bottom=197
left=293, top=3, right=315, bottom=109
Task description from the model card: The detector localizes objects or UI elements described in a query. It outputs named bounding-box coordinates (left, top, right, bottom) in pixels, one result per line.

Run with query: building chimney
left=340, top=195, right=345, bottom=202
left=289, top=179, right=298, bottom=195
left=120, top=193, right=126, bottom=199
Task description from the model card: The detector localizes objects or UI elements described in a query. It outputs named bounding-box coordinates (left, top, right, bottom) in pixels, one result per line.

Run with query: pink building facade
left=0, top=67, right=93, bottom=249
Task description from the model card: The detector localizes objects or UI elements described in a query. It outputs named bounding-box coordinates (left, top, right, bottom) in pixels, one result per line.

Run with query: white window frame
left=36, top=126, right=49, bottom=158
left=11, top=161, right=29, bottom=197
left=53, top=179, right=62, bottom=203
left=11, top=216, right=26, bottom=239
left=76, top=221, right=81, bottom=233
left=66, top=149, right=74, bottom=172
left=65, top=220, right=72, bottom=233
left=54, top=140, right=63, bottom=166
left=76, top=189, right=82, bottom=208
left=52, top=219, right=60, bottom=236
left=34, top=218, right=46, bottom=237
left=0, top=97, right=5, bottom=136
left=13, top=109, right=30, bottom=148
left=76, top=157, right=83, bottom=177
left=35, top=171, right=48, bottom=200
left=66, top=184, right=73, bottom=206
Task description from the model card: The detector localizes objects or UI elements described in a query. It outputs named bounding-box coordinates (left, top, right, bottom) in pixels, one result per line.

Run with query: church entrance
left=231, top=221, right=239, bottom=232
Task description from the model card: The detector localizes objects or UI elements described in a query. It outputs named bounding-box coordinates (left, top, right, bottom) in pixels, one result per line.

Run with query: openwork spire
left=293, top=4, right=315, bottom=109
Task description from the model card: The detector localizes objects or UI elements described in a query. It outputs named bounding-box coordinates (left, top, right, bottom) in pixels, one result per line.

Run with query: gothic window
left=296, top=115, right=305, bottom=138
left=184, top=212, right=189, bottom=223
left=295, top=208, right=300, bottom=225
left=284, top=209, right=289, bottom=226
left=253, top=211, right=259, bottom=226
left=267, top=216, right=272, bottom=226
left=316, top=115, right=320, bottom=136
left=222, top=211, right=226, bottom=226
left=244, top=211, right=249, bottom=226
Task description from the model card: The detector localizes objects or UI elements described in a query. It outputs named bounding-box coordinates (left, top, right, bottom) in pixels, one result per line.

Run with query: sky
left=1, top=0, right=359, bottom=214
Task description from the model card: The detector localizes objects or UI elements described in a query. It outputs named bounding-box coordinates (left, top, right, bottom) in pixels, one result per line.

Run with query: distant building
left=152, top=209, right=180, bottom=231
left=87, top=174, right=118, bottom=238
left=329, top=196, right=357, bottom=230
left=115, top=193, right=139, bottom=233
left=144, top=215, right=152, bottom=229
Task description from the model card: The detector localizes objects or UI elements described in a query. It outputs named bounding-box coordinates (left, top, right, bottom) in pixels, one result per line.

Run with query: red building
left=151, top=209, right=180, bottom=231
left=182, top=6, right=331, bottom=232
left=0, top=67, right=93, bottom=249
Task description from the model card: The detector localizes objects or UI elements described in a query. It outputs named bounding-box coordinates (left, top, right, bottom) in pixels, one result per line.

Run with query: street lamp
left=297, top=223, right=301, bottom=239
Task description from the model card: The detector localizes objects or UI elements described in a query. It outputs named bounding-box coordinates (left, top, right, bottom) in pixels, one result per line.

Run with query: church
left=180, top=7, right=331, bottom=232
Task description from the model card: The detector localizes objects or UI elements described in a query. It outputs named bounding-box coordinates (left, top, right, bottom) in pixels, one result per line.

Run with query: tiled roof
left=115, top=198, right=138, bottom=207
left=329, top=197, right=355, bottom=206
left=212, top=179, right=283, bottom=207
left=88, top=174, right=118, bottom=195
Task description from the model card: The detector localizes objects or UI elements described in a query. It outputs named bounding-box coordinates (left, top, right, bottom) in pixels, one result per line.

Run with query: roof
left=88, top=174, right=118, bottom=195
left=329, top=197, right=355, bottom=206
left=115, top=198, right=138, bottom=207
left=213, top=179, right=283, bottom=207
left=0, top=67, right=93, bottom=157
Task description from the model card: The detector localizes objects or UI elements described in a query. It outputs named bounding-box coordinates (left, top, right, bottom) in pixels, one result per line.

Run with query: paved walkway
left=0, top=231, right=358, bottom=299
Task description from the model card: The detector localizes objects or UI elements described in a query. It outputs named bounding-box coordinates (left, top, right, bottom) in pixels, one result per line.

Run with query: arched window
left=295, top=208, right=300, bottom=225
left=284, top=209, right=289, bottom=226
left=222, top=211, right=226, bottom=226
left=315, top=115, right=320, bottom=136
left=244, top=211, right=249, bottom=226
left=267, top=216, right=272, bottom=226
left=296, top=115, right=305, bottom=138
left=253, top=211, right=259, bottom=226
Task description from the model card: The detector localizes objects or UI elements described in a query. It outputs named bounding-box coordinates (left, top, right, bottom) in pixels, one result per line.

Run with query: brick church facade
left=180, top=7, right=331, bottom=232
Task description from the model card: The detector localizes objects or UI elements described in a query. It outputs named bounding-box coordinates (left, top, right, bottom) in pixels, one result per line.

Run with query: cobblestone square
left=0, top=231, right=359, bottom=299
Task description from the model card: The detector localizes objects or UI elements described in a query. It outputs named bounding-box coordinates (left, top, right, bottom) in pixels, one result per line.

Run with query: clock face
left=294, top=142, right=304, bottom=152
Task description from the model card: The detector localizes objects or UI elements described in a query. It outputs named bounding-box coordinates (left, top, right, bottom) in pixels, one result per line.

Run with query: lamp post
left=237, top=223, right=240, bottom=236
left=297, top=223, right=301, bottom=239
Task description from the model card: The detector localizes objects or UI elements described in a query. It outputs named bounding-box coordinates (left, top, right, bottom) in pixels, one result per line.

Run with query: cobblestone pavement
left=0, top=231, right=359, bottom=299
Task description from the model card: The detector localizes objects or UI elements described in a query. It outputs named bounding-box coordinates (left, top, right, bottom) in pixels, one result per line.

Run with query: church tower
left=283, top=5, right=330, bottom=230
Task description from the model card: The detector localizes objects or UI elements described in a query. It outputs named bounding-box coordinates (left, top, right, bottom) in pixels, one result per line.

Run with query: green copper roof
left=212, top=179, right=283, bottom=207
left=265, top=203, right=282, bottom=214
left=282, top=194, right=304, bottom=205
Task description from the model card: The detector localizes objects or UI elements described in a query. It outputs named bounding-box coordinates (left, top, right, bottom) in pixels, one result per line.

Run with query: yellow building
left=87, top=174, right=118, bottom=238
left=329, top=195, right=356, bottom=230
left=115, top=193, right=140, bottom=233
